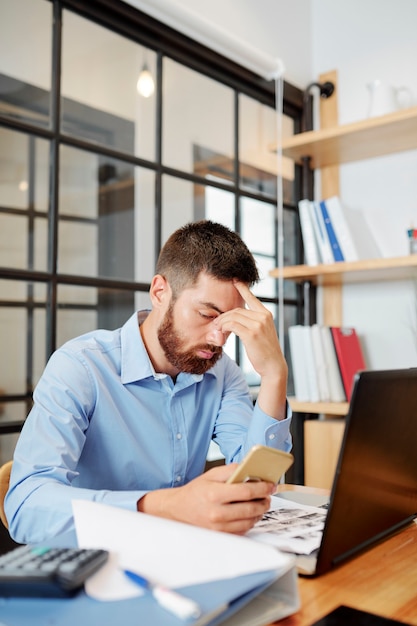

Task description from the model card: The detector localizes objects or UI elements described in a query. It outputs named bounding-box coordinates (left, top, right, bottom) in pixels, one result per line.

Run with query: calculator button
left=0, top=545, right=109, bottom=597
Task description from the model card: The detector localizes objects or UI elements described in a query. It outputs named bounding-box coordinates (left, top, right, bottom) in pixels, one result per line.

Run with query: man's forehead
left=183, top=273, right=246, bottom=310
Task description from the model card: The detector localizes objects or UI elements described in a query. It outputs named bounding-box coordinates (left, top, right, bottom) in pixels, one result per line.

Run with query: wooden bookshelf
left=270, top=255, right=417, bottom=285
left=272, top=70, right=417, bottom=487
left=288, top=397, right=349, bottom=416
left=276, top=104, right=417, bottom=168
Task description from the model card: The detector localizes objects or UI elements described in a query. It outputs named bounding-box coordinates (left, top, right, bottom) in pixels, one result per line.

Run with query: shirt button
left=268, top=433, right=275, bottom=440
left=176, top=475, right=182, bottom=482
left=176, top=433, right=182, bottom=440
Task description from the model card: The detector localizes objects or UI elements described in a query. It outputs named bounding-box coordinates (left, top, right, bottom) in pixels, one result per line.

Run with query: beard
left=157, top=304, right=223, bottom=375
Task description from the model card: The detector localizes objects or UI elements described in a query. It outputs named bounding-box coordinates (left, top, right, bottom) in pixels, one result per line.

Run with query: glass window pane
left=241, top=197, right=275, bottom=256
left=57, top=285, right=98, bottom=347
left=222, top=333, right=236, bottom=364
left=284, top=305, right=299, bottom=397
left=253, top=255, right=277, bottom=299
left=0, top=128, right=50, bottom=271
left=0, top=431, right=22, bottom=466
left=134, top=167, right=157, bottom=285
left=0, top=280, right=47, bottom=396
left=204, top=186, right=235, bottom=230
left=57, top=285, right=140, bottom=346
left=283, top=209, right=298, bottom=299
left=0, top=128, right=49, bottom=212
left=0, top=277, right=46, bottom=305
left=33, top=306, right=47, bottom=384
left=163, top=58, right=234, bottom=180
left=0, top=214, right=27, bottom=269
left=161, top=175, right=206, bottom=243
left=240, top=303, right=278, bottom=387
left=0, top=0, right=52, bottom=128
left=59, top=145, right=155, bottom=281
left=0, top=307, right=27, bottom=395
left=240, top=197, right=276, bottom=298
left=239, top=94, right=295, bottom=202
left=58, top=220, right=98, bottom=277
left=61, top=10, right=156, bottom=160
left=0, top=214, right=48, bottom=272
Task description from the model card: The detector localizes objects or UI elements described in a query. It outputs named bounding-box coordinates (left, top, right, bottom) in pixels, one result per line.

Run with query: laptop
left=293, top=368, right=417, bottom=576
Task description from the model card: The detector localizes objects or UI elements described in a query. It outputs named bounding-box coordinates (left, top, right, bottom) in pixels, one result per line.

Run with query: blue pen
left=122, top=569, right=202, bottom=621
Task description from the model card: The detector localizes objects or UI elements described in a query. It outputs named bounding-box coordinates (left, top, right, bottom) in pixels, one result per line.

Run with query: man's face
left=157, top=273, right=244, bottom=375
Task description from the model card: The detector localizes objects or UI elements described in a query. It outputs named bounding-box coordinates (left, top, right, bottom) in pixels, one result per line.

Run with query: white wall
left=186, top=0, right=313, bottom=87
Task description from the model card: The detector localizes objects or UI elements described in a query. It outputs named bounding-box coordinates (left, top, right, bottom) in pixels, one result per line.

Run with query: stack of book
left=288, top=325, right=366, bottom=403
left=298, top=196, right=359, bottom=265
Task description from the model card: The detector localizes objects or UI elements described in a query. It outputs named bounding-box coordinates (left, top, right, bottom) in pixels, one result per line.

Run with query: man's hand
left=214, top=281, right=288, bottom=420
left=137, top=464, right=274, bottom=535
left=214, top=282, right=285, bottom=378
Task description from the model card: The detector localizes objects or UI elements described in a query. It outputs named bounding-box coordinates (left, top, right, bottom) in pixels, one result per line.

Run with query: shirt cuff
left=249, top=401, right=292, bottom=452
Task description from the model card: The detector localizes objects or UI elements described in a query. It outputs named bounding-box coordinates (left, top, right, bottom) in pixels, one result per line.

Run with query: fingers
left=204, top=466, right=275, bottom=499
left=203, top=480, right=272, bottom=534
left=211, top=281, right=274, bottom=345
left=208, top=498, right=271, bottom=535
left=233, top=281, right=264, bottom=312
left=197, top=469, right=274, bottom=533
left=204, top=463, right=240, bottom=483
left=214, top=305, right=272, bottom=339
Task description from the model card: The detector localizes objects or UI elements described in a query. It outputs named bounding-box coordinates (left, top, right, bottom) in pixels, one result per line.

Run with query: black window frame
left=0, top=0, right=307, bottom=437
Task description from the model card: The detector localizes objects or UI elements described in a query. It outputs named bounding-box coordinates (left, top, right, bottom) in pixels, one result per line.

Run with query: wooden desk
left=273, top=486, right=417, bottom=625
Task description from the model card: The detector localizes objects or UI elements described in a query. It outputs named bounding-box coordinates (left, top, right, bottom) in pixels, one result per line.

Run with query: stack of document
left=288, top=324, right=366, bottom=403
left=248, top=494, right=326, bottom=556
left=71, top=500, right=300, bottom=626
left=298, top=196, right=381, bottom=266
left=298, top=197, right=353, bottom=265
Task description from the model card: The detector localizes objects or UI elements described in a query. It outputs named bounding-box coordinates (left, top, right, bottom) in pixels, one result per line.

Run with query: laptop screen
left=316, top=368, right=417, bottom=575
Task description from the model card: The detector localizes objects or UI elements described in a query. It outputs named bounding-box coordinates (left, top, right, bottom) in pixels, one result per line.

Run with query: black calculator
left=0, top=544, right=109, bottom=597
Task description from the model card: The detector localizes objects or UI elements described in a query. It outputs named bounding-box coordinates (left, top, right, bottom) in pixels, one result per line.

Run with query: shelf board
left=276, top=105, right=417, bottom=168
left=288, top=397, right=349, bottom=416
left=269, top=255, right=417, bottom=285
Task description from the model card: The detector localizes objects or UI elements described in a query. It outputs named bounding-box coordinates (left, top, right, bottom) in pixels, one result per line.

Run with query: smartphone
left=226, top=444, right=294, bottom=485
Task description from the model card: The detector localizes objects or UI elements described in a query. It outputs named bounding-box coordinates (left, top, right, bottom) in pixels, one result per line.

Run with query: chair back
left=0, top=460, right=13, bottom=529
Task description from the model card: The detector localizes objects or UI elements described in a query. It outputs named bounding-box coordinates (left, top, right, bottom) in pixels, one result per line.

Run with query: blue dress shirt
left=6, top=311, right=292, bottom=544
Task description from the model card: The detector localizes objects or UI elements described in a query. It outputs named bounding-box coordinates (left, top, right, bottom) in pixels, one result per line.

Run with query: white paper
left=72, top=500, right=294, bottom=601
left=247, top=495, right=327, bottom=555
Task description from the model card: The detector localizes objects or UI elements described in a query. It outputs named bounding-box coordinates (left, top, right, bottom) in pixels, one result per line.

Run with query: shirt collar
left=120, top=310, right=215, bottom=385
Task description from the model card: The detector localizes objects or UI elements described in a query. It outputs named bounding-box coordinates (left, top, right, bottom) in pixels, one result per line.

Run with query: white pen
left=122, top=568, right=202, bottom=621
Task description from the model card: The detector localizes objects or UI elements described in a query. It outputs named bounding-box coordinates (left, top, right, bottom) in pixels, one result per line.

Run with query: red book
left=330, top=327, right=366, bottom=400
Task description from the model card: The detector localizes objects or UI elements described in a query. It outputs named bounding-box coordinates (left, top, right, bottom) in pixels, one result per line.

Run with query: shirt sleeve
left=5, top=349, right=145, bottom=545
left=211, top=357, right=292, bottom=463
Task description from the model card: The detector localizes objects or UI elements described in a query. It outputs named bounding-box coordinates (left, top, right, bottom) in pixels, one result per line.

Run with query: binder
left=323, top=196, right=359, bottom=262
left=320, top=326, right=346, bottom=402
left=311, top=324, right=331, bottom=402
left=0, top=568, right=299, bottom=626
left=309, top=201, right=334, bottom=264
left=298, top=199, right=321, bottom=265
left=330, top=327, right=366, bottom=400
left=319, top=200, right=344, bottom=262
left=301, top=326, right=320, bottom=402
left=217, top=567, right=299, bottom=625
left=289, top=325, right=310, bottom=401
left=289, top=325, right=321, bottom=402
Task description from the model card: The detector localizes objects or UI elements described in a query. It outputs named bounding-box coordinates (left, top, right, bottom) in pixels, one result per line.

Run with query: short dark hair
left=156, top=220, right=259, bottom=297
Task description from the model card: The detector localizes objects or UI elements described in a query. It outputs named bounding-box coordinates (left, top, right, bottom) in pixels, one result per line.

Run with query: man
left=6, top=221, right=291, bottom=544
